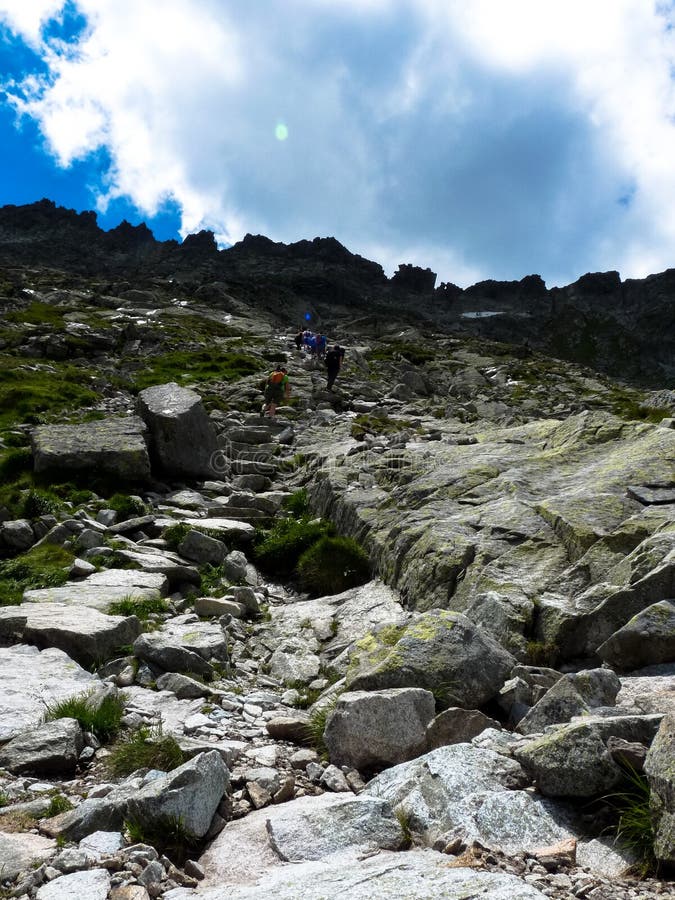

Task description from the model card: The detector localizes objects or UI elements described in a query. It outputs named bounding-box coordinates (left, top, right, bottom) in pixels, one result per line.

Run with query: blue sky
left=1, top=1, right=675, bottom=288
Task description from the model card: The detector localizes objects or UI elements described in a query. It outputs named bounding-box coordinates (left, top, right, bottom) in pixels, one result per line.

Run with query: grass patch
left=297, top=535, right=370, bottom=597
left=106, top=493, right=147, bottom=521
left=604, top=766, right=656, bottom=875
left=0, top=544, right=74, bottom=605
left=350, top=413, right=412, bottom=440
left=5, top=300, right=65, bottom=327
left=124, top=813, right=198, bottom=864
left=0, top=358, right=99, bottom=429
left=44, top=794, right=74, bottom=817
left=22, top=488, right=61, bottom=519
left=253, top=517, right=334, bottom=578
left=129, top=349, right=262, bottom=391
left=163, top=522, right=191, bottom=551
left=108, top=594, right=168, bottom=621
left=366, top=340, right=436, bottom=366
left=525, top=640, right=559, bottom=667
left=282, top=488, right=309, bottom=518
left=44, top=690, right=125, bottom=742
left=109, top=724, right=185, bottom=777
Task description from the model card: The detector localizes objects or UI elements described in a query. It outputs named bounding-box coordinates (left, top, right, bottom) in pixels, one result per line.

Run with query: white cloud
left=2, top=0, right=675, bottom=286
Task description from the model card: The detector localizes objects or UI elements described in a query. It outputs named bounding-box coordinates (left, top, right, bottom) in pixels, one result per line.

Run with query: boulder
left=0, top=645, right=98, bottom=741
left=269, top=645, right=321, bottom=686
left=0, top=603, right=142, bottom=668
left=346, top=610, right=515, bottom=708
left=324, top=688, right=435, bottom=771
left=31, top=416, right=150, bottom=482
left=426, top=707, right=501, bottom=749
left=598, top=600, right=675, bottom=671
left=164, top=849, right=547, bottom=899
left=136, top=383, right=218, bottom=479
left=178, top=530, right=227, bottom=566
left=514, top=716, right=662, bottom=797
left=516, top=669, right=621, bottom=735
left=155, top=672, right=212, bottom=699
left=363, top=744, right=579, bottom=855
left=0, top=518, right=35, bottom=551
left=23, top=568, right=168, bottom=612
left=0, top=831, right=56, bottom=882
left=36, top=868, right=111, bottom=899
left=133, top=620, right=228, bottom=676
left=644, top=713, right=675, bottom=865
left=0, top=717, right=84, bottom=775
left=126, top=750, right=229, bottom=838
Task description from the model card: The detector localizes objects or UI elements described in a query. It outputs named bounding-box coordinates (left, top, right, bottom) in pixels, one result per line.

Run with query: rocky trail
left=0, top=255, right=674, bottom=899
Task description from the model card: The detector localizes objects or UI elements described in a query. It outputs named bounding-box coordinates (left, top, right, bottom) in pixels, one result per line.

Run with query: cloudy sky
left=1, top=1, right=675, bottom=288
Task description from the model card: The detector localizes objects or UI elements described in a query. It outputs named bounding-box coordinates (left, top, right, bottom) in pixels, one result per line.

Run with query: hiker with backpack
left=325, top=344, right=345, bottom=391
left=263, top=365, right=290, bottom=417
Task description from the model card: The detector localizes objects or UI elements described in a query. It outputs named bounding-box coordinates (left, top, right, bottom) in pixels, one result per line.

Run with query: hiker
left=294, top=329, right=303, bottom=351
left=316, top=333, right=327, bottom=358
left=263, top=365, right=290, bottom=417
left=325, top=344, right=344, bottom=391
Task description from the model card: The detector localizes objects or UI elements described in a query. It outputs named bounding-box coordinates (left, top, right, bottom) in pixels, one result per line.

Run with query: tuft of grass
left=163, top=522, right=192, bottom=551
left=282, top=488, right=309, bottom=518
left=124, top=813, right=198, bottom=864
left=395, top=808, right=413, bottom=848
left=304, top=696, right=340, bottom=758
left=296, top=535, right=370, bottom=597
left=108, top=723, right=185, bottom=777
left=253, top=517, right=334, bottom=578
left=108, top=594, right=168, bottom=621
left=526, top=640, right=559, bottom=667
left=44, top=690, right=125, bottom=742
left=44, top=794, right=74, bottom=818
left=604, top=766, right=656, bottom=875
left=106, top=493, right=147, bottom=521
left=22, top=488, right=60, bottom=519
left=0, top=446, right=32, bottom=482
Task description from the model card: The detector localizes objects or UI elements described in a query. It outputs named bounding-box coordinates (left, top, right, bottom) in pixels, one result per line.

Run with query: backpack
left=268, top=371, right=285, bottom=384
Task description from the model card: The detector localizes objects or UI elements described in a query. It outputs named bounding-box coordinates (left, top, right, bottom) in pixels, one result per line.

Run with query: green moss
left=128, top=349, right=263, bottom=391
left=5, top=301, right=65, bottom=327
left=106, top=492, right=147, bottom=521
left=0, top=544, right=74, bottom=605
left=296, top=535, right=370, bottom=596
left=253, top=517, right=334, bottom=577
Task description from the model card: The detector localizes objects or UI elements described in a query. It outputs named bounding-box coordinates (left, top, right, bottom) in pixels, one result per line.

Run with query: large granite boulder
left=345, top=610, right=515, bottom=708
left=0, top=831, right=56, bottom=882
left=516, top=669, right=621, bottom=735
left=0, top=718, right=84, bottom=775
left=515, top=716, right=662, bottom=797
left=324, top=688, right=435, bottom=771
left=31, top=416, right=150, bottom=482
left=644, top=713, right=675, bottom=865
left=136, top=382, right=219, bottom=479
left=133, top=619, right=229, bottom=677
left=0, top=645, right=98, bottom=741
left=0, top=603, right=142, bottom=667
left=598, top=600, right=675, bottom=671
left=23, top=568, right=168, bottom=612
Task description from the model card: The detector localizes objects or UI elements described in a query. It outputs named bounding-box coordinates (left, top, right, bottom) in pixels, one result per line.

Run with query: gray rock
left=226, top=586, right=259, bottom=614
left=517, top=669, right=621, bottom=735
left=221, top=550, right=248, bottom=582
left=0, top=831, right=56, bottom=881
left=598, top=600, right=675, bottom=671
left=195, top=596, right=245, bottom=618
left=136, top=383, right=218, bottom=479
left=164, top=850, right=547, bottom=898
left=644, top=712, right=675, bottom=865
left=36, top=868, right=111, bottom=899
left=23, top=568, right=168, bottom=612
left=127, top=750, right=229, bottom=838
left=0, top=518, right=35, bottom=551
left=178, top=530, right=227, bottom=566
left=427, top=707, right=501, bottom=749
left=0, top=718, right=84, bottom=775
left=31, top=416, right=150, bottom=481
left=346, top=610, right=515, bottom=708
left=0, top=645, right=98, bottom=741
left=133, top=620, right=228, bottom=676
left=0, top=602, right=142, bottom=668
left=364, top=745, right=533, bottom=848
left=156, top=672, right=212, bottom=699
left=78, top=830, right=125, bottom=857
left=324, top=688, right=435, bottom=771
left=269, top=645, right=321, bottom=686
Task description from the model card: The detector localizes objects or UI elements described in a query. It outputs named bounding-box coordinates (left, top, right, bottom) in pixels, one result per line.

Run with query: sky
left=1, top=1, right=675, bottom=289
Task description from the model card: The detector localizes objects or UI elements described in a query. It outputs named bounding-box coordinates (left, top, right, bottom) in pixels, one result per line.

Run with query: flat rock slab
left=134, top=620, right=229, bottom=674
left=156, top=516, right=255, bottom=542
left=31, top=416, right=150, bottom=482
left=0, top=645, right=98, bottom=741
left=0, top=830, right=56, bottom=881
left=115, top=549, right=200, bottom=584
left=36, top=867, right=111, bottom=899
left=627, top=484, right=675, bottom=505
left=0, top=602, right=142, bottom=667
left=167, top=848, right=547, bottom=899
left=23, top=569, right=168, bottom=612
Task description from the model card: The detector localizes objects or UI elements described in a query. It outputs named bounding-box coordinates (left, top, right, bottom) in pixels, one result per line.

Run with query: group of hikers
left=262, top=328, right=346, bottom=417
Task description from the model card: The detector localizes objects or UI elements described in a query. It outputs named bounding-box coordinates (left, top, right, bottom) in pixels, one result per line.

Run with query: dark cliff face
left=0, top=199, right=672, bottom=386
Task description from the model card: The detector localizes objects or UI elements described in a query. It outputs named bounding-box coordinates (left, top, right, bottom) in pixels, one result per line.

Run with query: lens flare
left=275, top=123, right=289, bottom=141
